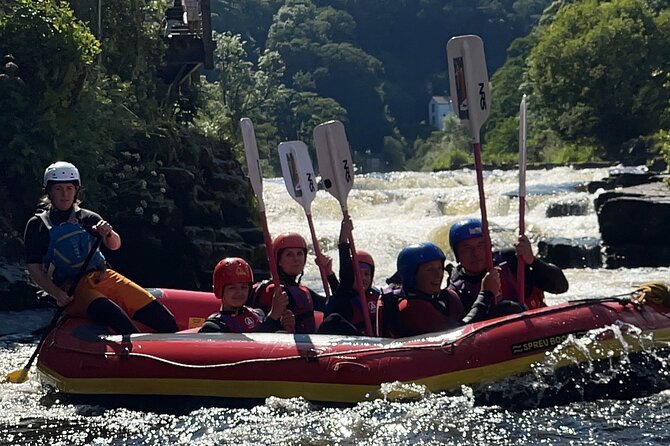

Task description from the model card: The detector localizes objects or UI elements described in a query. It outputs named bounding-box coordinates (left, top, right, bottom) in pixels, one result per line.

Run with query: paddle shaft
left=343, top=209, right=374, bottom=337
left=517, top=94, right=528, bottom=302
left=240, top=118, right=281, bottom=290
left=259, top=209, right=281, bottom=290
left=472, top=142, right=494, bottom=270
left=8, top=236, right=103, bottom=382
left=305, top=213, right=331, bottom=297
left=517, top=196, right=526, bottom=301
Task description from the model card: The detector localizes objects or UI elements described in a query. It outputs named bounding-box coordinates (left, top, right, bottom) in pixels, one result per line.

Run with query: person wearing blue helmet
left=447, top=218, right=568, bottom=314
left=376, top=242, right=495, bottom=338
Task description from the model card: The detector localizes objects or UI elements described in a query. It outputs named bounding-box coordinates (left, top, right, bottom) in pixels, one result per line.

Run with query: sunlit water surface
left=2, top=167, right=670, bottom=445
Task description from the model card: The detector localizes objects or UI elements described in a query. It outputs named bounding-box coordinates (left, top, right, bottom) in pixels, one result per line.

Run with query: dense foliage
left=486, top=0, right=670, bottom=167
left=0, top=0, right=188, bottom=232
left=2, top=0, right=668, bottom=236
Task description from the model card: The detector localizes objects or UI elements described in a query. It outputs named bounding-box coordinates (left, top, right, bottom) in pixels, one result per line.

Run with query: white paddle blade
left=278, top=141, right=317, bottom=211
left=240, top=118, right=265, bottom=211
left=446, top=35, right=491, bottom=143
left=313, top=120, right=354, bottom=210
left=519, top=94, right=527, bottom=197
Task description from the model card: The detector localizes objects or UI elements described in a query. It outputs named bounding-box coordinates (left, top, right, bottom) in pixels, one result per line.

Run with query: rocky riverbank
left=538, top=168, right=670, bottom=269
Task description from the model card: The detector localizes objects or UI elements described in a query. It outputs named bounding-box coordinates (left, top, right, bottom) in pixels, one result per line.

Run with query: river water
left=2, top=166, right=669, bottom=445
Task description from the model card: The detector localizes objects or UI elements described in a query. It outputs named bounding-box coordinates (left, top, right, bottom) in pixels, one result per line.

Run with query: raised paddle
left=240, top=118, right=281, bottom=289
left=278, top=140, right=331, bottom=297
left=447, top=34, right=493, bottom=270
left=4, top=235, right=103, bottom=384
left=313, top=120, right=374, bottom=336
left=517, top=94, right=528, bottom=301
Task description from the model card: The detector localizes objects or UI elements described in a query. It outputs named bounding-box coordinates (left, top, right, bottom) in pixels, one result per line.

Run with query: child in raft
left=248, top=232, right=336, bottom=334
left=199, top=257, right=295, bottom=333
left=318, top=216, right=380, bottom=336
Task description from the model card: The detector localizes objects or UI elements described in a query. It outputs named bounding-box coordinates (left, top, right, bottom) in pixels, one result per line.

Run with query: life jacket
left=498, top=262, right=546, bottom=309
left=349, top=287, right=381, bottom=336
left=39, top=210, right=106, bottom=287
left=203, top=307, right=265, bottom=333
left=376, top=287, right=460, bottom=338
left=250, top=280, right=316, bottom=334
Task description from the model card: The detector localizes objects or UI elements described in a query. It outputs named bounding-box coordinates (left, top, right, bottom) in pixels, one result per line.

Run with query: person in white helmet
left=23, top=161, right=178, bottom=334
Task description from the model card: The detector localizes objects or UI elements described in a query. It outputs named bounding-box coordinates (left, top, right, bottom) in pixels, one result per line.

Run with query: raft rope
left=632, top=282, right=670, bottom=307
left=54, top=339, right=449, bottom=369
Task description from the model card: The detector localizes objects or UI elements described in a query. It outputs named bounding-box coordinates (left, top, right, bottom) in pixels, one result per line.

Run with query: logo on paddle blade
left=453, top=57, right=469, bottom=119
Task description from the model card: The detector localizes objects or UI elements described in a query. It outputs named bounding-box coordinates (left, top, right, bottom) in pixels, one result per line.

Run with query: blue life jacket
left=39, top=210, right=106, bottom=286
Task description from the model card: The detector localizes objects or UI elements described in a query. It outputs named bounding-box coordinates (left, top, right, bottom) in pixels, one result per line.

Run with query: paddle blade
left=446, top=35, right=491, bottom=143
left=278, top=141, right=318, bottom=211
left=4, top=367, right=29, bottom=384
left=240, top=118, right=265, bottom=211
left=519, top=94, right=528, bottom=198
left=313, top=120, right=354, bottom=210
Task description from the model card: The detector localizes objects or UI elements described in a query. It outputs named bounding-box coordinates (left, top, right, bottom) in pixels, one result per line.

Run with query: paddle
left=517, top=94, right=528, bottom=301
left=447, top=34, right=493, bottom=270
left=278, top=140, right=331, bottom=297
left=240, top=118, right=281, bottom=290
left=313, top=120, right=373, bottom=336
left=4, top=235, right=103, bottom=384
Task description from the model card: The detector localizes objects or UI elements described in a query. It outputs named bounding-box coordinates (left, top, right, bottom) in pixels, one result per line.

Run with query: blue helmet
left=397, top=242, right=446, bottom=291
left=449, top=218, right=483, bottom=261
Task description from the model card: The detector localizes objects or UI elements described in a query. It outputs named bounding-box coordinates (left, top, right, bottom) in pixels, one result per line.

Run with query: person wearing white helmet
left=23, top=161, right=178, bottom=334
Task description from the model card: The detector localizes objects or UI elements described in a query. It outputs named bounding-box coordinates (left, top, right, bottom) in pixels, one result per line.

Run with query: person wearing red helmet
left=447, top=218, right=568, bottom=315
left=199, top=258, right=295, bottom=333
left=318, top=217, right=380, bottom=336
left=248, top=232, right=334, bottom=334
left=24, top=161, right=178, bottom=335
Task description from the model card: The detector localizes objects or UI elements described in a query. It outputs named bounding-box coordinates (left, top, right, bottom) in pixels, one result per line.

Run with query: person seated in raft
left=377, top=242, right=494, bottom=338
left=447, top=218, right=569, bottom=316
left=248, top=232, right=335, bottom=334
left=199, top=257, right=295, bottom=333
left=317, top=216, right=380, bottom=336
left=24, top=161, right=178, bottom=335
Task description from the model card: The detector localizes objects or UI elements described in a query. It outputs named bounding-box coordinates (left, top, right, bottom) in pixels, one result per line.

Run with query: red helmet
left=212, top=257, right=253, bottom=299
left=356, top=249, right=374, bottom=268
left=273, top=232, right=307, bottom=263
left=273, top=232, right=307, bottom=252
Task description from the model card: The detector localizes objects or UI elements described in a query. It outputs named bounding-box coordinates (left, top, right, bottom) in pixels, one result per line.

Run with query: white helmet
left=43, top=161, right=81, bottom=187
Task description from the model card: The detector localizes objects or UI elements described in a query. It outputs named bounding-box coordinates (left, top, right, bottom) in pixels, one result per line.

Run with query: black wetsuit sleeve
left=24, top=216, right=48, bottom=264
left=199, top=320, right=229, bottom=333
left=325, top=242, right=355, bottom=317
left=461, top=290, right=493, bottom=325
left=257, top=316, right=283, bottom=332
left=527, top=259, right=569, bottom=293
left=338, top=242, right=354, bottom=290
left=500, top=249, right=569, bottom=294
left=327, top=273, right=339, bottom=292
left=310, top=289, right=327, bottom=312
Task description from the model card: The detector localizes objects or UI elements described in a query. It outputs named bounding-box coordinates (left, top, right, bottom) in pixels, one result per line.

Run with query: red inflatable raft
left=36, top=288, right=670, bottom=404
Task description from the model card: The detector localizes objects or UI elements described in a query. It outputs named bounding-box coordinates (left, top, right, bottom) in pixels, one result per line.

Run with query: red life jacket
left=377, top=287, right=461, bottom=338
left=250, top=281, right=316, bottom=334
left=203, top=307, right=265, bottom=333
left=499, top=262, right=546, bottom=309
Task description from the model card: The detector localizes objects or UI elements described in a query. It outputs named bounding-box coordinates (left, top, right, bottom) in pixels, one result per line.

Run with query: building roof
left=430, top=96, right=451, bottom=104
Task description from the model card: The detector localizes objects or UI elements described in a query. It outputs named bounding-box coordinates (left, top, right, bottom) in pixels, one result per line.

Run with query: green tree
left=0, top=0, right=101, bottom=226
left=528, top=0, right=670, bottom=156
